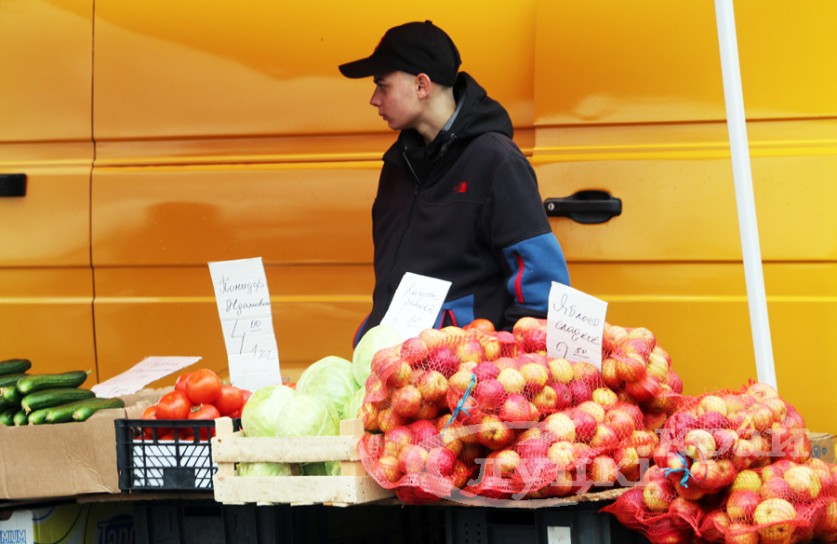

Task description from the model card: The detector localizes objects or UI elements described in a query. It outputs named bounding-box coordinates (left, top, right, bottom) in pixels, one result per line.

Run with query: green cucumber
left=27, top=406, right=51, bottom=425
left=13, top=409, right=28, bottom=426
left=21, top=387, right=96, bottom=414
left=44, top=397, right=125, bottom=424
left=0, top=358, right=32, bottom=376
left=0, top=408, right=15, bottom=426
left=0, top=386, right=22, bottom=407
left=71, top=397, right=125, bottom=422
left=16, top=370, right=90, bottom=395
left=0, top=373, right=27, bottom=389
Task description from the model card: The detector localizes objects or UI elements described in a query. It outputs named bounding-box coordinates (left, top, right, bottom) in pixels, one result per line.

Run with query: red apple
left=569, top=409, right=597, bottom=443
left=668, top=496, right=703, bottom=524
left=473, top=361, right=500, bottom=381
left=400, top=337, right=429, bottom=364
left=415, top=369, right=449, bottom=405
left=624, top=374, right=661, bottom=405
left=547, top=357, right=574, bottom=385
left=397, top=444, right=428, bottom=474
left=569, top=380, right=593, bottom=405
left=760, top=476, right=792, bottom=500
left=547, top=440, right=577, bottom=471
left=589, top=455, right=619, bottom=487
left=642, top=477, right=676, bottom=512
left=476, top=415, right=516, bottom=450
left=726, top=489, right=761, bottom=522
left=456, top=338, right=486, bottom=364
left=474, top=378, right=505, bottom=411
left=425, top=446, right=456, bottom=477
left=377, top=455, right=403, bottom=484
left=426, top=345, right=459, bottom=378
left=377, top=406, right=408, bottom=433
left=542, top=412, right=576, bottom=442
left=485, top=448, right=520, bottom=478
left=682, top=428, right=717, bottom=460
left=576, top=400, right=606, bottom=423
left=408, top=419, right=439, bottom=447
left=390, top=384, right=422, bottom=418
left=699, top=509, right=731, bottom=543
left=498, top=393, right=534, bottom=423
left=551, top=381, right=574, bottom=411
left=589, top=423, right=620, bottom=451
left=497, top=367, right=526, bottom=394
left=753, top=498, right=797, bottom=544
left=782, top=464, right=822, bottom=502
left=531, top=384, right=560, bottom=414
left=385, top=359, right=413, bottom=389
left=614, top=352, right=647, bottom=383
left=731, top=469, right=763, bottom=493
left=519, top=362, right=549, bottom=393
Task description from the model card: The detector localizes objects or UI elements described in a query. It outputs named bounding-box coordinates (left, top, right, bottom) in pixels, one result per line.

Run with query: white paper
left=91, top=356, right=201, bottom=397
left=547, top=282, right=608, bottom=368
left=0, top=510, right=34, bottom=544
left=380, top=272, right=452, bottom=340
left=208, top=257, right=281, bottom=391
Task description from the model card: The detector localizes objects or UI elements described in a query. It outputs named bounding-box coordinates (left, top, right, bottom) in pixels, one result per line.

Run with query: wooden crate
left=211, top=417, right=394, bottom=506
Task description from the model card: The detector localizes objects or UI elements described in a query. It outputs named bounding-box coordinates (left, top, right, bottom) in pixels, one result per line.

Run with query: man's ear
left=415, top=73, right=432, bottom=98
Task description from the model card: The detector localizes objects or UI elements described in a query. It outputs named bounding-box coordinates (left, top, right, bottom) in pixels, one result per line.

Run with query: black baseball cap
left=339, top=20, right=462, bottom=86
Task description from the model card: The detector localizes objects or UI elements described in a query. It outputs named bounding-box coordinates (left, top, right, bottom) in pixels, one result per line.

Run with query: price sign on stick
left=209, top=257, right=281, bottom=391
left=547, top=282, right=608, bottom=368
left=381, top=272, right=452, bottom=341
left=92, top=356, right=201, bottom=397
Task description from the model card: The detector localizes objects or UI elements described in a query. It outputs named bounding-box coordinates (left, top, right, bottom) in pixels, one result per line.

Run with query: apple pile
left=601, top=323, right=684, bottom=419
left=357, top=317, right=676, bottom=502
left=653, top=382, right=811, bottom=498
left=700, top=458, right=837, bottom=544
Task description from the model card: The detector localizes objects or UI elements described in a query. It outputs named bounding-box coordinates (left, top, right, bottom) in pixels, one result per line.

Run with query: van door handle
left=544, top=190, right=621, bottom=224
left=0, top=174, right=27, bottom=197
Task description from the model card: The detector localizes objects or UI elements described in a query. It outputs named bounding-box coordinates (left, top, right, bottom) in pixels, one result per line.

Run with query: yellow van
left=1, top=1, right=834, bottom=434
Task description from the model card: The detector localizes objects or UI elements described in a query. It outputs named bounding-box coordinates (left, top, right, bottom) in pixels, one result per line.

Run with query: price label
left=91, top=356, right=201, bottom=398
left=547, top=282, right=608, bottom=368
left=381, top=272, right=452, bottom=341
left=209, top=257, right=281, bottom=391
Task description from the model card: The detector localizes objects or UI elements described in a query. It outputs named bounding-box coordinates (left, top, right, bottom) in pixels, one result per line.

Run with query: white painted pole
left=714, top=0, right=777, bottom=389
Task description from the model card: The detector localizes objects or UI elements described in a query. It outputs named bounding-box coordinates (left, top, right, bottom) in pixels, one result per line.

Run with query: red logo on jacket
left=454, top=181, right=467, bottom=193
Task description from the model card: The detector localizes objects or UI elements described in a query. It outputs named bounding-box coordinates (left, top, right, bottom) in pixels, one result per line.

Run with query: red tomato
left=141, top=405, right=159, bottom=439
left=141, top=405, right=158, bottom=419
left=228, top=389, right=251, bottom=418
left=188, top=403, right=221, bottom=439
left=185, top=369, right=222, bottom=405
left=155, top=390, right=192, bottom=419
left=174, top=372, right=191, bottom=394
left=214, top=384, right=244, bottom=416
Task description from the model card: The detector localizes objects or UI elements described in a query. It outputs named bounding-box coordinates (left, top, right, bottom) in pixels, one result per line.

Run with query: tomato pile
left=141, top=368, right=251, bottom=439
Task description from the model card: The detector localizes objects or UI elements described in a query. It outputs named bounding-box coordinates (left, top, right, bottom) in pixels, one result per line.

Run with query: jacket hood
left=390, top=72, right=513, bottom=179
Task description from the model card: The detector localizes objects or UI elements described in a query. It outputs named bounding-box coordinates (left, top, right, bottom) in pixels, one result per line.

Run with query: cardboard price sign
left=547, top=282, right=608, bottom=368
left=208, top=257, right=282, bottom=391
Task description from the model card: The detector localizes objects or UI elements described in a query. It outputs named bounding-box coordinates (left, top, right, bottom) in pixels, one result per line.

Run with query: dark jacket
left=355, top=72, right=570, bottom=344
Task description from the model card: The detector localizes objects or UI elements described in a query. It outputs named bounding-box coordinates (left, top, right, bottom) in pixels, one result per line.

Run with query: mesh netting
left=357, top=318, right=679, bottom=504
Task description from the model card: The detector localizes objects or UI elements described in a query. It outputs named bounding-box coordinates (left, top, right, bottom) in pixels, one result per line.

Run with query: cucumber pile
left=0, top=358, right=125, bottom=426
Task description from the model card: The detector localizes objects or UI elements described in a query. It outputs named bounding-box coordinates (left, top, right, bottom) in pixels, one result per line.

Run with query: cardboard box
left=808, top=432, right=836, bottom=464
left=0, top=396, right=151, bottom=501
left=0, top=503, right=135, bottom=544
left=0, top=509, right=34, bottom=544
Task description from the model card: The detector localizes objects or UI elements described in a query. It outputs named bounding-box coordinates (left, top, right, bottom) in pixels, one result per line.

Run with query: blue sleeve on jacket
left=502, top=232, right=570, bottom=317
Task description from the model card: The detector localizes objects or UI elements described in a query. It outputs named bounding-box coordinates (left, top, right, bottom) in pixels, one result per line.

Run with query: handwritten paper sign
left=208, top=257, right=281, bottom=392
left=381, top=272, right=452, bottom=340
left=91, top=356, right=201, bottom=398
left=547, top=282, right=608, bottom=368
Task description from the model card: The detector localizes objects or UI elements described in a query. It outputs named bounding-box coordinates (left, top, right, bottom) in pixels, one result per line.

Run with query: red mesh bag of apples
left=600, top=323, right=685, bottom=416
left=653, top=381, right=811, bottom=498
left=698, top=457, right=837, bottom=544
left=357, top=317, right=674, bottom=504
left=600, top=465, right=705, bottom=544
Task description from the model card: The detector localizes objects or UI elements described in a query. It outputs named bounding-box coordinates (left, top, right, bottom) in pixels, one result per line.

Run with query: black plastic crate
left=115, top=418, right=240, bottom=491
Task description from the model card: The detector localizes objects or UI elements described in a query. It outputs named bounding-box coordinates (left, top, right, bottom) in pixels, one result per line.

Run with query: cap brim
left=339, top=56, right=391, bottom=79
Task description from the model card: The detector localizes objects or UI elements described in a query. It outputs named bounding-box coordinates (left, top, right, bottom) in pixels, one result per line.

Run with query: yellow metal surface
left=1, top=0, right=835, bottom=434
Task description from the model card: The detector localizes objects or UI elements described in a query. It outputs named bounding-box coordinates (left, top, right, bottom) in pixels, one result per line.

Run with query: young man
left=339, top=20, right=570, bottom=344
